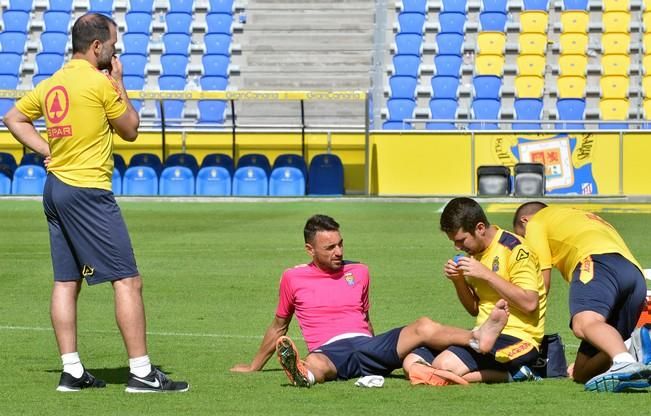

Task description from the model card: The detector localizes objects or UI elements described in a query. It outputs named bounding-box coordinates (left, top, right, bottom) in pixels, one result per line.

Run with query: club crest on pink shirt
left=344, top=272, right=355, bottom=286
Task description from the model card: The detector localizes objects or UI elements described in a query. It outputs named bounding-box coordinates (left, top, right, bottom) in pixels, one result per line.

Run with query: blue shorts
left=43, top=174, right=139, bottom=285
left=569, top=253, right=646, bottom=357
left=412, top=334, right=539, bottom=374
left=313, top=327, right=404, bottom=380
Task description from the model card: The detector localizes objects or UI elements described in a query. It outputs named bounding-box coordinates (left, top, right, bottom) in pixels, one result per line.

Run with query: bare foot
left=474, top=299, right=509, bottom=353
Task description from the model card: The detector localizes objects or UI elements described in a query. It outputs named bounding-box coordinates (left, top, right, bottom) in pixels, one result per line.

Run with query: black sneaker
left=56, top=369, right=106, bottom=392
left=125, top=367, right=189, bottom=393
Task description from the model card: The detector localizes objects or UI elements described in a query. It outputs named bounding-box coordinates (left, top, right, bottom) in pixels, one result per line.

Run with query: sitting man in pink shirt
left=231, top=214, right=510, bottom=387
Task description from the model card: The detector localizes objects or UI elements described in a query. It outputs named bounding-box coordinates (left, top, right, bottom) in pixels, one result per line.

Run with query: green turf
left=0, top=200, right=649, bottom=415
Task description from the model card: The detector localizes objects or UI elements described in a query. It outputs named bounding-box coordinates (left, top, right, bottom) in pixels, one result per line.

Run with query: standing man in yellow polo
left=4, top=13, right=188, bottom=393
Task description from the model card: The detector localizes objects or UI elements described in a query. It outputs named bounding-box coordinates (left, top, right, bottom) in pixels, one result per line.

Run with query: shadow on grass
left=46, top=365, right=179, bottom=385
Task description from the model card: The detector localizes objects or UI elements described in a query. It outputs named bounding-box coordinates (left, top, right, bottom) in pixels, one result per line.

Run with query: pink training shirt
left=276, top=262, right=372, bottom=352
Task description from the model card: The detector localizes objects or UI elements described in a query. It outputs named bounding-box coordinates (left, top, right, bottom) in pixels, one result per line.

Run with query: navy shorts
left=313, top=327, right=404, bottom=380
left=412, top=334, right=539, bottom=374
left=43, top=173, right=139, bottom=285
left=569, top=253, right=646, bottom=357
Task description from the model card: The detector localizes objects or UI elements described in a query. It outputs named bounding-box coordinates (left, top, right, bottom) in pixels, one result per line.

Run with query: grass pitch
left=1, top=199, right=650, bottom=415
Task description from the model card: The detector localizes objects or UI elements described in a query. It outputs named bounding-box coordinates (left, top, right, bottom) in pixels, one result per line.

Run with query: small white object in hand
left=355, top=375, right=385, bottom=388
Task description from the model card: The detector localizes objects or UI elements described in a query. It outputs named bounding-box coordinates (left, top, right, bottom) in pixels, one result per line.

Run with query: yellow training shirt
left=16, top=59, right=127, bottom=190
left=469, top=227, right=547, bottom=348
left=524, top=206, right=642, bottom=282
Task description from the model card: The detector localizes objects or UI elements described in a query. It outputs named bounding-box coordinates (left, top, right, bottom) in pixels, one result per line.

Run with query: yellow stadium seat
left=475, top=54, right=505, bottom=75
left=600, top=75, right=629, bottom=99
left=644, top=11, right=651, bottom=31
left=644, top=55, right=651, bottom=75
left=645, top=0, right=651, bottom=11
left=645, top=33, right=651, bottom=53
left=515, top=75, right=545, bottom=98
left=600, top=98, right=629, bottom=120
left=517, top=54, right=546, bottom=76
left=560, top=11, right=589, bottom=33
left=560, top=32, right=588, bottom=55
left=519, top=33, right=547, bottom=56
left=603, top=0, right=629, bottom=12
left=601, top=54, right=630, bottom=76
left=603, top=11, right=631, bottom=33
left=558, top=54, right=588, bottom=76
left=477, top=32, right=506, bottom=55
left=644, top=98, right=651, bottom=118
left=602, top=33, right=630, bottom=55
left=520, top=11, right=549, bottom=34
left=557, top=75, right=587, bottom=98
left=643, top=75, right=651, bottom=97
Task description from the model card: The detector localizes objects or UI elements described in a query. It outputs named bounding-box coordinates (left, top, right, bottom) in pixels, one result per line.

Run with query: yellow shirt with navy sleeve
left=524, top=206, right=642, bottom=283
left=468, top=227, right=547, bottom=349
left=16, top=59, right=127, bottom=191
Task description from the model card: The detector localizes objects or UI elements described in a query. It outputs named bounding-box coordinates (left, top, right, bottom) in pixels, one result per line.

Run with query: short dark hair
left=72, top=13, right=116, bottom=54
left=304, top=215, right=340, bottom=243
left=440, top=197, right=489, bottom=234
left=513, top=201, right=547, bottom=228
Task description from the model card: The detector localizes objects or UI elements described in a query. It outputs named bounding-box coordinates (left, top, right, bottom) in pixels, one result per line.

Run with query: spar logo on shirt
left=44, top=85, right=73, bottom=139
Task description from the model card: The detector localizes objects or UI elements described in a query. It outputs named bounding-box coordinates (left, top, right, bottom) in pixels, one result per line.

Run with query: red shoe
left=409, top=362, right=469, bottom=386
left=276, top=336, right=311, bottom=388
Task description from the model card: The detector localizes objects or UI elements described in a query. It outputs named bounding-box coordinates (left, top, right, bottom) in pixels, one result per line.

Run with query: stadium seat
left=559, top=32, right=588, bottom=54
left=272, top=154, right=308, bottom=180
left=0, top=98, right=14, bottom=117
left=601, top=54, right=630, bottom=76
left=125, top=11, right=152, bottom=34
left=644, top=11, right=651, bottom=33
left=397, top=12, right=426, bottom=34
left=396, top=33, right=423, bottom=55
left=0, top=31, right=27, bottom=54
left=557, top=75, right=586, bottom=98
left=513, top=98, right=543, bottom=129
left=436, top=32, right=464, bottom=55
left=645, top=33, right=651, bottom=55
left=209, top=0, right=234, bottom=13
left=0, top=152, right=17, bottom=173
left=163, top=33, right=191, bottom=55
left=237, top=153, right=271, bottom=176
left=308, top=153, right=344, bottom=196
left=562, top=0, right=588, bottom=10
left=434, top=54, right=462, bottom=77
left=476, top=165, right=510, bottom=196
left=20, top=153, right=45, bottom=167
left=519, top=11, right=549, bottom=33
left=0, top=53, right=22, bottom=76
left=165, top=153, right=199, bottom=175
left=122, top=166, right=158, bottom=195
left=518, top=33, right=547, bottom=56
left=0, top=74, right=19, bottom=91
left=204, top=33, right=232, bottom=55
left=389, top=75, right=418, bottom=99
left=513, top=163, right=545, bottom=197
left=482, top=0, right=508, bottom=13
left=478, top=32, right=506, bottom=55
left=556, top=98, right=586, bottom=129
left=159, top=166, right=195, bottom=196
left=35, top=52, right=64, bottom=75
left=196, top=166, right=231, bottom=195
left=560, top=11, right=589, bottom=32
left=89, top=0, right=113, bottom=15
left=232, top=166, right=268, bottom=196
left=402, top=0, right=427, bottom=12
left=479, top=11, right=507, bottom=31
left=129, top=0, right=154, bottom=12
left=121, top=53, right=147, bottom=76
left=427, top=98, right=457, bottom=129
left=470, top=98, right=501, bottom=130
left=0, top=171, right=10, bottom=195
left=393, top=54, right=420, bottom=77
left=514, top=75, right=544, bottom=98
left=113, top=153, right=127, bottom=176
left=441, top=0, right=467, bottom=13
left=601, top=33, right=630, bottom=55
left=200, top=75, right=228, bottom=90
left=523, top=0, right=548, bottom=9
left=40, top=32, right=68, bottom=54
left=123, top=75, right=145, bottom=112
left=439, top=12, right=466, bottom=33
left=128, top=153, right=163, bottom=176
left=112, top=168, right=121, bottom=195
left=431, top=75, right=459, bottom=99
left=166, top=11, right=193, bottom=34
left=161, top=54, right=189, bottom=77
left=158, top=75, right=186, bottom=121
left=269, top=167, right=306, bottom=196
left=202, top=54, right=230, bottom=76
left=517, top=54, right=545, bottom=76
left=558, top=54, right=588, bottom=76
left=206, top=12, right=233, bottom=34
left=8, top=0, right=33, bottom=12
left=49, top=0, right=73, bottom=12
left=386, top=98, right=416, bottom=121
left=383, top=120, right=413, bottom=130
left=475, top=54, right=504, bottom=76
left=600, top=75, right=629, bottom=99
left=169, top=0, right=194, bottom=13
left=200, top=153, right=234, bottom=174
left=603, top=11, right=631, bottom=33
left=603, top=0, right=629, bottom=12
left=473, top=75, right=502, bottom=99
left=643, top=99, right=651, bottom=127
left=599, top=98, right=629, bottom=129
left=11, top=165, right=46, bottom=195
left=198, top=100, right=227, bottom=124
left=2, top=10, right=29, bottom=32
left=122, top=33, right=149, bottom=55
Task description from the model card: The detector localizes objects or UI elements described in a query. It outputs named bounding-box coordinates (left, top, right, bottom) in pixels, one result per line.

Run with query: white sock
left=129, top=355, right=152, bottom=378
left=306, top=369, right=316, bottom=385
left=612, top=352, right=636, bottom=364
left=61, top=352, right=84, bottom=378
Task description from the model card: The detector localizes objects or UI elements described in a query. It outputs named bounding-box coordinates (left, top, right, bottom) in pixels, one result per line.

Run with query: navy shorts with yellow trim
left=569, top=253, right=646, bottom=357
left=43, top=174, right=139, bottom=285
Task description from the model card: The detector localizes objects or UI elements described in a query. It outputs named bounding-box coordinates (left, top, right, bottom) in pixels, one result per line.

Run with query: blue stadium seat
left=158, top=75, right=186, bottom=121
left=159, top=166, right=195, bottom=196
left=161, top=54, right=188, bottom=77
left=401, top=0, right=427, bottom=13
left=232, top=166, right=268, bottom=196
left=11, top=165, right=46, bottom=195
left=164, top=153, right=199, bottom=175
left=43, top=11, right=71, bottom=33
left=204, top=33, right=231, bottom=55
left=200, top=75, right=228, bottom=90
left=9, top=0, right=33, bottom=12
left=122, top=166, right=158, bottom=195
left=166, top=11, right=192, bottom=34
left=479, top=11, right=507, bottom=31
left=389, top=75, right=417, bottom=99
left=0, top=172, right=10, bottom=195
left=562, top=0, right=588, bottom=10
left=0, top=99, right=14, bottom=117
left=40, top=32, right=68, bottom=54
left=129, top=0, right=154, bottom=13
left=237, top=153, right=271, bottom=176
left=470, top=98, right=501, bottom=129
left=482, top=0, right=508, bottom=13
left=163, top=33, right=191, bottom=55
left=272, top=153, right=308, bottom=180
left=3, top=10, right=29, bottom=32
left=0, top=75, right=18, bottom=117
left=0, top=152, right=18, bottom=174
left=431, top=75, right=459, bottom=99
left=393, top=54, right=420, bottom=77
left=89, top=0, right=113, bottom=15
left=200, top=153, right=234, bottom=174
left=123, top=75, right=145, bottom=112
left=473, top=75, right=502, bottom=99
left=0, top=53, right=22, bottom=76
left=439, top=12, right=466, bottom=33
left=556, top=98, right=585, bottom=129
left=35, top=52, right=64, bottom=76
left=442, top=0, right=467, bottom=13
left=198, top=100, right=227, bottom=124
left=269, top=167, right=305, bottom=196
left=427, top=98, right=457, bottom=129
left=196, top=166, right=231, bottom=195
left=169, top=0, right=194, bottom=13
left=206, top=12, right=233, bottom=34
left=113, top=153, right=127, bottom=175
left=125, top=11, right=152, bottom=34
left=128, top=152, right=163, bottom=176
left=209, top=0, right=233, bottom=13
left=20, top=153, right=45, bottom=166
left=121, top=53, right=147, bottom=76
left=49, top=0, right=73, bottom=12
left=398, top=12, right=426, bottom=34
left=0, top=31, right=27, bottom=54
left=202, top=54, right=230, bottom=76
left=112, top=168, right=122, bottom=195
left=308, top=153, right=344, bottom=196
left=523, top=0, right=549, bottom=10
left=436, top=32, right=464, bottom=55
left=32, top=74, right=51, bottom=86
left=122, top=32, right=149, bottom=55
left=513, top=98, right=543, bottom=129
left=395, top=33, right=423, bottom=55
left=383, top=120, right=413, bottom=130
left=434, top=54, right=462, bottom=76
left=386, top=98, right=416, bottom=121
